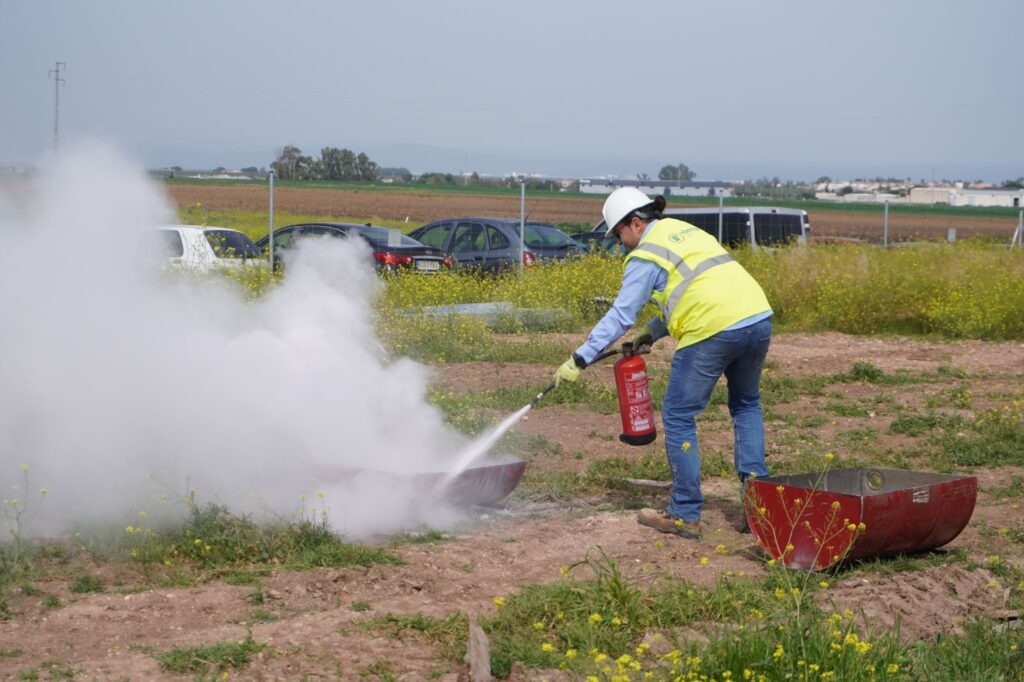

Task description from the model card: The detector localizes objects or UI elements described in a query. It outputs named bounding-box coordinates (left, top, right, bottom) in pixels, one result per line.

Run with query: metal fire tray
left=745, top=467, right=977, bottom=570
left=314, top=460, right=527, bottom=507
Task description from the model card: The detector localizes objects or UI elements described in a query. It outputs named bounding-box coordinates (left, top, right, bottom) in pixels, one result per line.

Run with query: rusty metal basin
left=314, top=460, right=527, bottom=507
left=745, top=468, right=977, bottom=571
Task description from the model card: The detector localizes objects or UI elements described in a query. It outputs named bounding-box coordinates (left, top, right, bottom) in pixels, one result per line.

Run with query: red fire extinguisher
left=614, top=342, right=657, bottom=446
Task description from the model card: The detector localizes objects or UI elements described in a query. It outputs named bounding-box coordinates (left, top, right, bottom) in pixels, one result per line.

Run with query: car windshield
left=205, top=230, right=261, bottom=258
left=353, top=226, right=424, bottom=247
left=519, top=223, right=576, bottom=249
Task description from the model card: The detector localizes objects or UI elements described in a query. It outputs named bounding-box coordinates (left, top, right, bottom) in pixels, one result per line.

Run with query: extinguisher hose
left=530, top=343, right=647, bottom=409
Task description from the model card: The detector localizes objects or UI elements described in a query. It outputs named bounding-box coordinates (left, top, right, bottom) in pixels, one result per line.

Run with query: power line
left=48, top=62, right=66, bottom=153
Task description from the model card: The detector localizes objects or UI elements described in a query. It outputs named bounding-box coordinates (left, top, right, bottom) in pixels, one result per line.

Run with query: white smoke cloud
left=0, top=143, right=481, bottom=539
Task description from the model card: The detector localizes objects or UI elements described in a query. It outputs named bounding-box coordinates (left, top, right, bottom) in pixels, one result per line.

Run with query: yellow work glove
left=554, top=355, right=582, bottom=388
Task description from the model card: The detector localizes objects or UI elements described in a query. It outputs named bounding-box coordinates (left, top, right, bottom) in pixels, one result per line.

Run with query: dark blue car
left=409, top=217, right=580, bottom=272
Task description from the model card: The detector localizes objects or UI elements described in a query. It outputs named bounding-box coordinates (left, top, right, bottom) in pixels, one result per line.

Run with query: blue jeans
left=663, top=317, right=772, bottom=522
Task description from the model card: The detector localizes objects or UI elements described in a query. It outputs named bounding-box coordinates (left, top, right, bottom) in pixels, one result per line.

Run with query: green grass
left=478, top=551, right=1023, bottom=680
left=153, top=633, right=264, bottom=676
left=363, top=612, right=468, bottom=664
left=69, top=574, right=103, bottom=594
left=122, top=499, right=402, bottom=571
left=984, top=474, right=1024, bottom=500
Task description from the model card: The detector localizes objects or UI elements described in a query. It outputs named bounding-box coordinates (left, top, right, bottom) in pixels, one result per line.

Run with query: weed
left=360, top=658, right=395, bottom=680
left=17, top=661, right=75, bottom=681
left=761, top=374, right=828, bottom=404
left=250, top=609, right=278, bottom=623
left=351, top=600, right=372, bottom=612
left=390, top=530, right=448, bottom=546
left=889, top=411, right=964, bottom=436
left=224, top=571, right=265, bottom=586
left=154, top=633, right=263, bottom=676
left=41, top=595, right=60, bottom=608
left=825, top=401, right=870, bottom=418
left=247, top=588, right=264, bottom=605
left=124, top=497, right=402, bottom=571
left=925, top=386, right=974, bottom=410
left=985, top=474, right=1024, bottom=500
left=364, top=612, right=468, bottom=664
left=1, top=465, right=48, bottom=592
left=69, top=574, right=103, bottom=593
left=0, top=647, right=22, bottom=658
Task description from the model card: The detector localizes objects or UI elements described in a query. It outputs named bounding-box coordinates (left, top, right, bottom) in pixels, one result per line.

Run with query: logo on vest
left=668, top=232, right=686, bottom=243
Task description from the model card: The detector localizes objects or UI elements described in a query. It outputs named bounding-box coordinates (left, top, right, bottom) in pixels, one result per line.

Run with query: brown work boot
left=636, top=509, right=701, bottom=539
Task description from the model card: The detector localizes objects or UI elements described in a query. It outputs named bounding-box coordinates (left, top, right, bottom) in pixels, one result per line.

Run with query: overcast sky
left=2, top=0, right=1021, bottom=181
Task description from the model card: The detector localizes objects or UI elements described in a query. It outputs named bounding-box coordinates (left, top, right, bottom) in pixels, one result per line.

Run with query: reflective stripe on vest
left=630, top=242, right=735, bottom=321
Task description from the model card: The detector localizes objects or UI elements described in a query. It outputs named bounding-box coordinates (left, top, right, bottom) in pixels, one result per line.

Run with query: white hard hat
left=602, top=187, right=653, bottom=237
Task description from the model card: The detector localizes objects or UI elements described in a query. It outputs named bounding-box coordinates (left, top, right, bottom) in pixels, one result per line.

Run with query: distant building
left=909, top=187, right=1023, bottom=207
left=580, top=178, right=732, bottom=198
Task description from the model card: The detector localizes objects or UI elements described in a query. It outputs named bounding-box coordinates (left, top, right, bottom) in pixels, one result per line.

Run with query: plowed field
left=167, top=183, right=1020, bottom=243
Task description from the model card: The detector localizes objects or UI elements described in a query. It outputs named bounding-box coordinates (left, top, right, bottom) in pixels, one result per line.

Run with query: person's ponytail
left=636, top=195, right=666, bottom=221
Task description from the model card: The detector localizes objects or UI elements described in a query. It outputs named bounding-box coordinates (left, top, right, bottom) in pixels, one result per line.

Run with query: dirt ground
left=165, top=183, right=1020, bottom=244
left=2, top=333, right=1022, bottom=680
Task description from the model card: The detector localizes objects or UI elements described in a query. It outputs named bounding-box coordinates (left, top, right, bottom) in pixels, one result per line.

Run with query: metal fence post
left=268, top=170, right=275, bottom=268
left=1013, top=210, right=1023, bottom=250
left=717, top=192, right=724, bottom=244
left=883, top=200, right=889, bottom=248
left=519, top=179, right=526, bottom=276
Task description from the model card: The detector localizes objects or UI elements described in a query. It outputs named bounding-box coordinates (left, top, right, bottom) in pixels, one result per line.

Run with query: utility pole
left=48, top=62, right=66, bottom=153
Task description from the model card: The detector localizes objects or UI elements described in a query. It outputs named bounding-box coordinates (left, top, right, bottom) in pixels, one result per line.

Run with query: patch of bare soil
left=2, top=333, right=1022, bottom=679
left=166, top=183, right=1021, bottom=243
left=825, top=565, right=1015, bottom=642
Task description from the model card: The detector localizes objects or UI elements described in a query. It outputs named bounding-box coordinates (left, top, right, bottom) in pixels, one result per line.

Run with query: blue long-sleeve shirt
left=573, top=220, right=771, bottom=365
left=574, top=223, right=667, bottom=365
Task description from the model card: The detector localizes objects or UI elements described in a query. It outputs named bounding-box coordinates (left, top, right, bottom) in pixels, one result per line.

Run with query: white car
left=153, top=225, right=268, bottom=272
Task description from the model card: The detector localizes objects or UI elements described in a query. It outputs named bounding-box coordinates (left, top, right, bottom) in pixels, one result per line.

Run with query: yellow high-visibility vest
left=625, top=218, right=771, bottom=349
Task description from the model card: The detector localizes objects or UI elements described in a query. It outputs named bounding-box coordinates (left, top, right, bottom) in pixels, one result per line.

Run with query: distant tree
left=1002, top=177, right=1024, bottom=190
left=379, top=167, right=412, bottom=181
left=816, top=175, right=831, bottom=184
left=637, top=172, right=650, bottom=182
left=419, top=172, right=455, bottom=185
left=213, top=166, right=226, bottom=174
left=355, top=152, right=378, bottom=181
left=319, top=147, right=346, bottom=180
left=241, top=166, right=258, bottom=174
left=271, top=146, right=315, bottom=180
left=658, top=163, right=696, bottom=182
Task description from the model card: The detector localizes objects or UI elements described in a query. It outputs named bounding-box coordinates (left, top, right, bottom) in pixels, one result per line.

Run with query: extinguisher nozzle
left=530, top=381, right=557, bottom=408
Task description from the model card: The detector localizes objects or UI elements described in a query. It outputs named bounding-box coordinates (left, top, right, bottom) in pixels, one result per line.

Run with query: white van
left=664, top=207, right=809, bottom=247
left=592, top=206, right=809, bottom=248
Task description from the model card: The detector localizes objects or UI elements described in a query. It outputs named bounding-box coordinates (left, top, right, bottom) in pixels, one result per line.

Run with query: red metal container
left=745, top=468, right=977, bottom=571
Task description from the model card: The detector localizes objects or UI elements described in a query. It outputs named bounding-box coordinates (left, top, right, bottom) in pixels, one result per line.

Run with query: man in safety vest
left=553, top=187, right=772, bottom=539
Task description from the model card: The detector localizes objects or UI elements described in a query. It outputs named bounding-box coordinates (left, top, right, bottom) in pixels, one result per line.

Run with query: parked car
left=592, top=207, right=810, bottom=248
left=409, top=217, right=580, bottom=272
left=152, top=225, right=266, bottom=272
left=573, top=230, right=626, bottom=256
left=254, top=222, right=452, bottom=274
